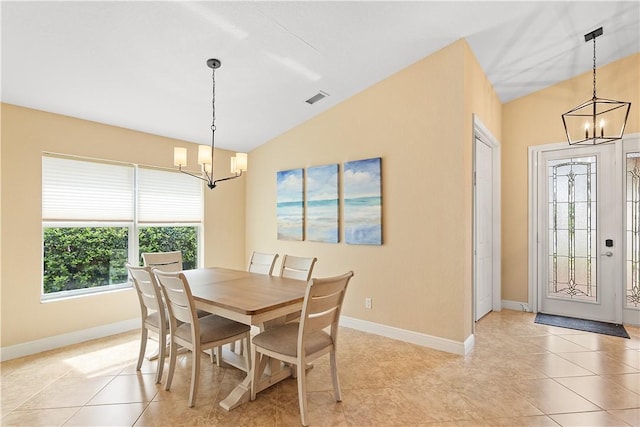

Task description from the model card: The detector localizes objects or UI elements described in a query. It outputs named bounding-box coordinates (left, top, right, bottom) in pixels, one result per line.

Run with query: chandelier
left=562, top=27, right=631, bottom=145
left=174, top=58, right=247, bottom=189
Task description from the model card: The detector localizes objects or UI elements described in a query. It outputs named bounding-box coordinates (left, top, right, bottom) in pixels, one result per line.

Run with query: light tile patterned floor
left=1, top=310, right=639, bottom=426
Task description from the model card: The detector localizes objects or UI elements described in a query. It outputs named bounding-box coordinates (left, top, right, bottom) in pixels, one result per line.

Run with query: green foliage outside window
left=43, top=227, right=129, bottom=293
left=138, top=226, right=197, bottom=269
left=43, top=226, right=197, bottom=295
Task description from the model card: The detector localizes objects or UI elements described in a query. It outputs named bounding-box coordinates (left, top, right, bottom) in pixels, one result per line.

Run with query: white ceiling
left=2, top=1, right=639, bottom=153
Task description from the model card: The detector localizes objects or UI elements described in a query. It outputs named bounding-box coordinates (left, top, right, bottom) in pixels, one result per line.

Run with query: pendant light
left=562, top=27, right=631, bottom=145
left=174, top=58, right=247, bottom=189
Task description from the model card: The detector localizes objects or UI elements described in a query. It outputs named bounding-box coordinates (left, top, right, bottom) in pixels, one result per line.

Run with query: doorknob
left=601, top=251, right=613, bottom=257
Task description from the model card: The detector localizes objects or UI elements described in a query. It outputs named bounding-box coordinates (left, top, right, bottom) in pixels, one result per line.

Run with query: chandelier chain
left=211, top=66, right=216, bottom=134
left=592, top=36, right=597, bottom=99
left=209, top=61, right=216, bottom=180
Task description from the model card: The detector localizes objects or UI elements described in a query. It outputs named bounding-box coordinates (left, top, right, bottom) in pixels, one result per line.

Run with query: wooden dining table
left=182, top=267, right=308, bottom=411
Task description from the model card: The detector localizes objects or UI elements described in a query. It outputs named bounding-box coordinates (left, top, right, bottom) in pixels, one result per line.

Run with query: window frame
left=41, top=154, right=203, bottom=301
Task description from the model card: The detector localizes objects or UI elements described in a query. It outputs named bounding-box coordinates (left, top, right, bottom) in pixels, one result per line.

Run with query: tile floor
left=1, top=310, right=639, bottom=426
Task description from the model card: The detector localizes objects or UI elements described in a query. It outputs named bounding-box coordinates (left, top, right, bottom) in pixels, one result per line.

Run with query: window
left=42, top=155, right=202, bottom=299
left=137, top=167, right=201, bottom=269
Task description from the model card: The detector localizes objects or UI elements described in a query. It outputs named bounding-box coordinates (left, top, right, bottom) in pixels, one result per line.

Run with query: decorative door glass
left=547, top=156, right=597, bottom=302
left=626, top=153, right=640, bottom=308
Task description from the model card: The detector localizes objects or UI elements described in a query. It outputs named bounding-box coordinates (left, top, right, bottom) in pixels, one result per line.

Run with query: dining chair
left=247, top=251, right=279, bottom=275
left=153, top=269, right=252, bottom=408
left=279, top=255, right=318, bottom=281
left=250, top=271, right=354, bottom=426
left=279, top=255, right=318, bottom=322
left=142, top=250, right=183, bottom=272
left=224, top=251, right=279, bottom=356
left=143, top=250, right=212, bottom=317
left=125, top=263, right=167, bottom=384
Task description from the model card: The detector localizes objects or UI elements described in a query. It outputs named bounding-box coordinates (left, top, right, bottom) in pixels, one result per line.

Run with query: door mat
left=534, top=313, right=630, bottom=339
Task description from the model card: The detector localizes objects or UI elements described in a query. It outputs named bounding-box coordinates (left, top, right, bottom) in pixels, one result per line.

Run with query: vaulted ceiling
left=2, top=1, right=638, bottom=152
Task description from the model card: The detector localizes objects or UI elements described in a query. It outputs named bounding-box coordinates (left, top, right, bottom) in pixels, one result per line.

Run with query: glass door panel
left=626, top=153, right=640, bottom=308
left=547, top=156, right=597, bottom=302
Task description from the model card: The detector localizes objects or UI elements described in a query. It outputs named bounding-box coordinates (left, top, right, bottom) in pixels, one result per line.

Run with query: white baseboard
left=2, top=315, right=475, bottom=361
left=0, top=318, right=139, bottom=362
left=502, top=300, right=530, bottom=312
left=340, top=316, right=472, bottom=356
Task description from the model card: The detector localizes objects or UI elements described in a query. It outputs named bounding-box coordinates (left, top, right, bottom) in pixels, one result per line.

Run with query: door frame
left=473, top=115, right=501, bottom=323
left=528, top=135, right=640, bottom=323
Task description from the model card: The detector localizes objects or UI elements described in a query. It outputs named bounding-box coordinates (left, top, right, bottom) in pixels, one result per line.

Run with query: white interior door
left=475, top=137, right=493, bottom=320
left=538, top=144, right=618, bottom=322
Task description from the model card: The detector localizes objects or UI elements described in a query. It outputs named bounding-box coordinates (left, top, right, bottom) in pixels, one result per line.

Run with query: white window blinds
left=42, top=156, right=134, bottom=221
left=137, top=167, right=202, bottom=223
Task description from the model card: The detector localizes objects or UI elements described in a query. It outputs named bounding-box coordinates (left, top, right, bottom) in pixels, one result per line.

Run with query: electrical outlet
left=365, top=297, right=372, bottom=309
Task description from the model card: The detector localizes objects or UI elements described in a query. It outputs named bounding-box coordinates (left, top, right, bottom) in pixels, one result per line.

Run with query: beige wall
left=8, top=34, right=594, bottom=352
left=502, top=53, right=640, bottom=303
left=0, top=104, right=246, bottom=348
left=246, top=39, right=501, bottom=343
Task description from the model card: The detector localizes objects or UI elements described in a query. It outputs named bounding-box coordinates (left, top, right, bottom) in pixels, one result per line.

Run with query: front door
left=538, top=144, right=618, bottom=322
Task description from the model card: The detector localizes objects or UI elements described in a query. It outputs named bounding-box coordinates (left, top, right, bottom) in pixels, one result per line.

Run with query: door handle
left=601, top=251, right=613, bottom=257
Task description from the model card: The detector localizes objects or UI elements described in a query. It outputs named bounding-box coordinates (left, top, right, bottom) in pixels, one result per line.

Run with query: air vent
left=305, top=90, right=330, bottom=105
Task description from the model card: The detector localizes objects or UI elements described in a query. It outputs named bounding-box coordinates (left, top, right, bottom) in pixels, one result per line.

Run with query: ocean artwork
left=277, top=168, right=304, bottom=241
left=344, top=157, right=382, bottom=245
left=306, top=164, right=339, bottom=243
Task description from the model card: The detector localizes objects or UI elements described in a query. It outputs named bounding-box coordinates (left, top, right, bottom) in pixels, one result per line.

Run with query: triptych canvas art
left=276, top=157, right=382, bottom=245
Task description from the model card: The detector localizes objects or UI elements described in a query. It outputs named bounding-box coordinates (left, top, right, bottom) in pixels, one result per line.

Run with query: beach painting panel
left=306, top=164, right=339, bottom=243
left=277, top=168, right=304, bottom=241
left=344, top=157, right=382, bottom=245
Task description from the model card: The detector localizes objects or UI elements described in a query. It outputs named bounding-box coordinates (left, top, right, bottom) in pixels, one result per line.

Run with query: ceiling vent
left=305, top=90, right=330, bottom=105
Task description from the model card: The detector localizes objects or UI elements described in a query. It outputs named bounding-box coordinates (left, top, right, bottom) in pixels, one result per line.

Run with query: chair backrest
left=279, top=255, right=318, bottom=281
left=142, top=251, right=183, bottom=272
left=153, top=270, right=197, bottom=327
left=126, top=263, right=165, bottom=319
left=299, top=271, right=354, bottom=345
left=247, top=251, right=279, bottom=275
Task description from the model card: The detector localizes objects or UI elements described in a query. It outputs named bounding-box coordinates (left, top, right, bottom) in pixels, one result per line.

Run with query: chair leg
left=155, top=332, right=166, bottom=384
left=137, top=327, right=148, bottom=371
left=329, top=351, right=342, bottom=401
left=189, top=346, right=201, bottom=407
left=165, top=340, right=177, bottom=391
left=296, top=362, right=309, bottom=426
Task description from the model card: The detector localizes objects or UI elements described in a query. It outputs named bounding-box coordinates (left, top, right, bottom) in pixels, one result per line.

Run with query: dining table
left=182, top=267, right=308, bottom=411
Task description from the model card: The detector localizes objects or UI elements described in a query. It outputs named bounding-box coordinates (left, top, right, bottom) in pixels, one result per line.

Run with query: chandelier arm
left=179, top=166, right=213, bottom=184
left=202, top=167, right=213, bottom=183
left=212, top=170, right=243, bottom=186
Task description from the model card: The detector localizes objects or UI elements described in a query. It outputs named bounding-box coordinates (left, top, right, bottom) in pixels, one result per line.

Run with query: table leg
left=218, top=317, right=298, bottom=410
left=219, top=376, right=251, bottom=410
left=219, top=355, right=294, bottom=410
